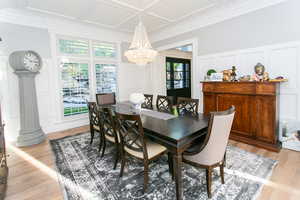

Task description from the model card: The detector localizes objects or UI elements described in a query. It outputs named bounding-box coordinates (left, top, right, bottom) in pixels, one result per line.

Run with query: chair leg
left=98, top=132, right=104, bottom=153
left=120, top=154, right=126, bottom=177
left=143, top=162, right=149, bottom=193
left=101, top=138, right=106, bottom=157
left=206, top=167, right=212, bottom=198
left=90, top=125, right=94, bottom=144
left=113, top=144, right=119, bottom=170
left=220, top=163, right=225, bottom=184
left=167, top=152, right=174, bottom=180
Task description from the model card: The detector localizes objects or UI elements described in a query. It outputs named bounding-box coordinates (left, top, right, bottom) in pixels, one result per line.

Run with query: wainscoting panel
left=198, top=41, right=300, bottom=122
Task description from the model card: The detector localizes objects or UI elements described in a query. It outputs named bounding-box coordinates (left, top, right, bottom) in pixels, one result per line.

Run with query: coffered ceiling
left=1, top=0, right=287, bottom=34
left=23, top=0, right=233, bottom=32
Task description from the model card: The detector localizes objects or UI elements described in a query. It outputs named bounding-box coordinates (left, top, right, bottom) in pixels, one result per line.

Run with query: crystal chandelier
left=124, top=21, right=158, bottom=66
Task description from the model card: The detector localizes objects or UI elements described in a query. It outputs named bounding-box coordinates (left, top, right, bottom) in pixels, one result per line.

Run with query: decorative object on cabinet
left=254, top=63, right=265, bottom=81
left=269, top=76, right=288, bottom=82
left=239, top=75, right=251, bottom=81
left=0, top=105, right=8, bottom=200
left=222, top=69, right=232, bottom=81
left=201, top=81, right=281, bottom=152
left=9, top=50, right=46, bottom=147
left=231, top=66, right=237, bottom=81
left=205, top=69, right=217, bottom=80
left=210, top=73, right=223, bottom=81
left=263, top=72, right=270, bottom=81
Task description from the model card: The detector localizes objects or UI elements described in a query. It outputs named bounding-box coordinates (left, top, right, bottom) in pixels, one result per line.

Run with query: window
left=61, top=62, right=89, bottom=116
left=93, top=42, right=116, bottom=58
left=57, top=35, right=118, bottom=117
left=95, top=64, right=117, bottom=93
left=58, top=38, right=89, bottom=56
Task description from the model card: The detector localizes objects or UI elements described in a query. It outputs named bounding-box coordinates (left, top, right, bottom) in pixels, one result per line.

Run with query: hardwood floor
left=5, top=126, right=300, bottom=200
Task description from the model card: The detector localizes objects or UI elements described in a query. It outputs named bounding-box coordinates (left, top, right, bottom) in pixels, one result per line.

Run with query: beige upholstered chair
left=183, top=106, right=235, bottom=198
left=96, top=93, right=116, bottom=105
left=115, top=112, right=167, bottom=192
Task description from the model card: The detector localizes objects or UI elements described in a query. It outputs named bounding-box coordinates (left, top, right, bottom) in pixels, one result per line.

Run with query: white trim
left=156, top=38, right=199, bottom=99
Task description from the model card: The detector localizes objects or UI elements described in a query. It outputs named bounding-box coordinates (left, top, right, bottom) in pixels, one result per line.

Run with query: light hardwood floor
left=5, top=126, right=300, bottom=200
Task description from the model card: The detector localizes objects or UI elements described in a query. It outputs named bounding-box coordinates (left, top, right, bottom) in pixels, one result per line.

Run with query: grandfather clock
left=9, top=51, right=46, bottom=147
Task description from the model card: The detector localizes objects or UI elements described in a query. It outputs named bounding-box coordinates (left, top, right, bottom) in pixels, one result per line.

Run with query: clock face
left=23, top=51, right=41, bottom=72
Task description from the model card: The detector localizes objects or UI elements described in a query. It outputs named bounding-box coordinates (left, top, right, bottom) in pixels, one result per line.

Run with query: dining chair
left=156, top=95, right=173, bottom=114
left=99, top=107, right=120, bottom=169
left=177, top=97, right=199, bottom=116
left=142, top=94, right=153, bottom=109
left=115, top=112, right=167, bottom=192
left=87, top=102, right=103, bottom=150
left=96, top=93, right=116, bottom=105
left=182, top=106, right=235, bottom=198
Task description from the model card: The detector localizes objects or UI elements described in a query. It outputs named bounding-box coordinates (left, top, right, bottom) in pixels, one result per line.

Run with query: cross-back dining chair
left=141, top=94, right=153, bottom=109
left=183, top=106, right=235, bottom=198
left=87, top=102, right=103, bottom=150
left=177, top=97, right=199, bottom=116
left=96, top=93, right=116, bottom=106
left=115, top=112, right=167, bottom=192
left=156, top=95, right=173, bottom=114
left=99, top=107, right=120, bottom=169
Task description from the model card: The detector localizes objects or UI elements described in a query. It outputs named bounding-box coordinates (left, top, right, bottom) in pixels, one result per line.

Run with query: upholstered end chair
left=183, top=106, right=235, bottom=198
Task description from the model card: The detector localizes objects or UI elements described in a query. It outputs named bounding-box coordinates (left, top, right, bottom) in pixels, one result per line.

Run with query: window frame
left=56, top=35, right=119, bottom=119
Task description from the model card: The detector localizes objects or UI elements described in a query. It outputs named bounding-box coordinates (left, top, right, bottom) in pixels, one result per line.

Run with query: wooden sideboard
left=201, top=81, right=281, bottom=152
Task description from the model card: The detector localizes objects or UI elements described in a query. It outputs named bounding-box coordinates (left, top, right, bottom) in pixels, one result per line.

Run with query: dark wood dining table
left=112, top=102, right=209, bottom=200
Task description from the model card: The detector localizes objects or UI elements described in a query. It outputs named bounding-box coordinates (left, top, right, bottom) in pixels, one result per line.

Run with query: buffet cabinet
left=202, top=81, right=281, bottom=152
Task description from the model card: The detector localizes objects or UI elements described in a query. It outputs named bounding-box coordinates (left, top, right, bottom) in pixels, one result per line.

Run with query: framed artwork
left=210, top=73, right=223, bottom=81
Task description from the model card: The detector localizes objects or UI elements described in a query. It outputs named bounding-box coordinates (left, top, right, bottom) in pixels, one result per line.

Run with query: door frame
left=156, top=38, right=199, bottom=99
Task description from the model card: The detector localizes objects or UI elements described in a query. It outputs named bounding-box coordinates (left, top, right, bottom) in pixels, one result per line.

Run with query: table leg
left=173, top=153, right=183, bottom=200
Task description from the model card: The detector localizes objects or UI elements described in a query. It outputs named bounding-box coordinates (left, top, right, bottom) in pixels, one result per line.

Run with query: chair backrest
left=156, top=95, right=173, bottom=114
left=199, top=106, right=235, bottom=165
left=177, top=97, right=199, bottom=116
left=96, top=93, right=116, bottom=105
left=87, top=102, right=100, bottom=126
left=115, top=112, right=148, bottom=160
left=142, top=94, right=153, bottom=109
left=101, top=107, right=119, bottom=143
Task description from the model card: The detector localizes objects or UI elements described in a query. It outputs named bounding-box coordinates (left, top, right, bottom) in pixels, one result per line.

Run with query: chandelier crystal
left=124, top=21, right=158, bottom=66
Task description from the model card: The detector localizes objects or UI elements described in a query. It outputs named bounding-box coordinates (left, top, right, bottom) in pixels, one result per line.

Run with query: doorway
left=166, top=57, right=191, bottom=104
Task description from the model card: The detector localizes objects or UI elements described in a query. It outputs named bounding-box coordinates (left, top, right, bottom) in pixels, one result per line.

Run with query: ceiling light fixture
left=124, top=20, right=158, bottom=66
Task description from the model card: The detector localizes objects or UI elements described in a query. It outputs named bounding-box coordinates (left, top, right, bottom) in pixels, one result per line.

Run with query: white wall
left=0, top=10, right=149, bottom=142
left=153, top=0, right=300, bottom=56
left=197, top=41, right=300, bottom=123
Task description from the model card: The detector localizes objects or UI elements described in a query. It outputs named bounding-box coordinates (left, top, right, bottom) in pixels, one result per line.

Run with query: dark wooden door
left=166, top=57, right=191, bottom=104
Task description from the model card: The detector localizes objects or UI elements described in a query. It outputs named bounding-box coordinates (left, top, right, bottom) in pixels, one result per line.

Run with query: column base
left=16, top=128, right=46, bottom=147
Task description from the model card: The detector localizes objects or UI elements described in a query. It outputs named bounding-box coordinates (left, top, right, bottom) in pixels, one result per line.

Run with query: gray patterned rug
left=50, top=132, right=277, bottom=200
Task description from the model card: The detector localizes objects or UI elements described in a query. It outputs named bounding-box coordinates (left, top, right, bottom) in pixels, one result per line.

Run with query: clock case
left=9, top=50, right=42, bottom=72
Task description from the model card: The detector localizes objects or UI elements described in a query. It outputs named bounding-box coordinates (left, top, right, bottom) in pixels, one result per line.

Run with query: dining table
left=112, top=102, right=209, bottom=200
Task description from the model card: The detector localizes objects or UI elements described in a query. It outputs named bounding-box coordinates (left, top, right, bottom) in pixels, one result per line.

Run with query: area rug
left=50, top=132, right=277, bottom=200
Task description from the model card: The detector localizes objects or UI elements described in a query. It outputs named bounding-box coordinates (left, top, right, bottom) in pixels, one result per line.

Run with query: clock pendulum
left=9, top=50, right=46, bottom=146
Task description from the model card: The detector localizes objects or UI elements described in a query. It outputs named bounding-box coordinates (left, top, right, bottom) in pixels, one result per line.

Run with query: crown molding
left=150, top=0, right=288, bottom=42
